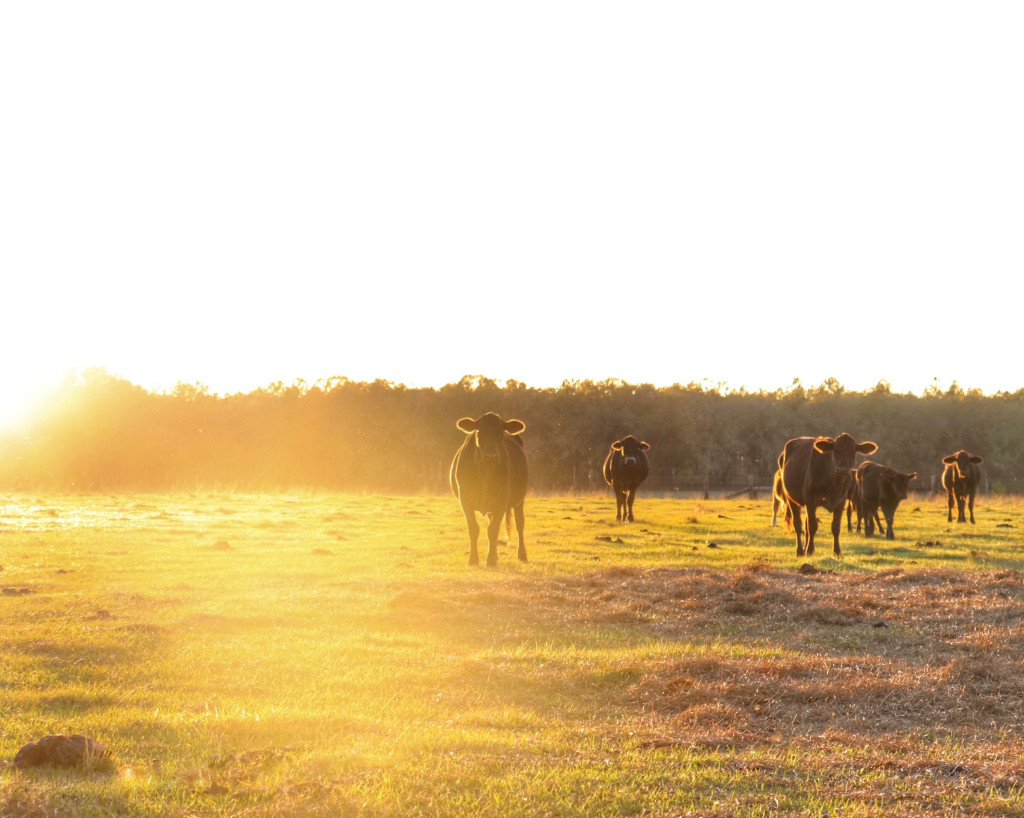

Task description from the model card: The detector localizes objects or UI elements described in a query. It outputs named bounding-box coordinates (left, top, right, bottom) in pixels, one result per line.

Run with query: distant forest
left=1, top=369, right=1021, bottom=495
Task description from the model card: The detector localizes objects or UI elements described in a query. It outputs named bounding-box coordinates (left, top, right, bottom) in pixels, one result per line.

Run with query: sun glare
left=0, top=372, right=63, bottom=434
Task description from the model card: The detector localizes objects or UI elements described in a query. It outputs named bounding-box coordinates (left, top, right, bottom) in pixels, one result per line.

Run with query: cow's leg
left=464, top=508, right=481, bottom=566
left=830, top=507, right=843, bottom=556
left=513, top=502, right=527, bottom=562
left=968, top=491, right=976, bottom=524
left=791, top=504, right=805, bottom=556
left=771, top=498, right=779, bottom=527
left=845, top=501, right=853, bottom=532
left=864, top=504, right=875, bottom=537
left=485, top=511, right=502, bottom=567
left=616, top=489, right=628, bottom=522
left=956, top=492, right=967, bottom=523
left=947, top=489, right=955, bottom=523
left=805, top=506, right=818, bottom=556
left=883, top=507, right=896, bottom=540
left=625, top=487, right=636, bottom=522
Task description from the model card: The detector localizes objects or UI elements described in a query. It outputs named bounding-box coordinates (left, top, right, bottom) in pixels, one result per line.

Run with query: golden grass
left=0, top=491, right=1022, bottom=816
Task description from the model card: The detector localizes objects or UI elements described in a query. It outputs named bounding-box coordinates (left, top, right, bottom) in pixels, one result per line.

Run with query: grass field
left=1, top=489, right=1023, bottom=816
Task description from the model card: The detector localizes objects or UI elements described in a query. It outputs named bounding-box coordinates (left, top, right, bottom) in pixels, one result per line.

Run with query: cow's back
left=941, top=463, right=957, bottom=492
left=602, top=450, right=616, bottom=487
left=779, top=437, right=816, bottom=505
left=449, top=437, right=471, bottom=498
left=943, top=460, right=980, bottom=492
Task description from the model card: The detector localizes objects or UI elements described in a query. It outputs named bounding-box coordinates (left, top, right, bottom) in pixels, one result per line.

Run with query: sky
left=1, top=2, right=1021, bottom=428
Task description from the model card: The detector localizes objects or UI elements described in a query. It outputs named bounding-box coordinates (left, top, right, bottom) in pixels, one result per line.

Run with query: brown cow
left=778, top=433, right=878, bottom=556
left=855, top=461, right=918, bottom=539
left=602, top=436, right=650, bottom=522
left=450, top=413, right=528, bottom=566
left=941, top=450, right=984, bottom=524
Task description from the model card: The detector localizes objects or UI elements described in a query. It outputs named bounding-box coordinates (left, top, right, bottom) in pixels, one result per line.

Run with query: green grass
left=1, top=490, right=1023, bottom=815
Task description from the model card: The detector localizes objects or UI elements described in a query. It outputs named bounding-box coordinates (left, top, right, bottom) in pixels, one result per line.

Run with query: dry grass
left=388, top=561, right=1024, bottom=739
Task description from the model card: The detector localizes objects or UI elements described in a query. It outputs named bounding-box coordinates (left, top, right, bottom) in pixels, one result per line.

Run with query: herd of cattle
left=449, top=412, right=984, bottom=566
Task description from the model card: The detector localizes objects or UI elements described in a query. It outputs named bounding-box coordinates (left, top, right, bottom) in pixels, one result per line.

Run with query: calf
left=856, top=461, right=918, bottom=540
left=450, top=413, right=528, bottom=566
left=603, top=436, right=650, bottom=522
left=941, top=450, right=984, bottom=523
left=778, top=433, right=878, bottom=557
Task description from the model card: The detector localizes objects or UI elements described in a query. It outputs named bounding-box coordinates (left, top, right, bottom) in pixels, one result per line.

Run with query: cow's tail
left=504, top=508, right=513, bottom=539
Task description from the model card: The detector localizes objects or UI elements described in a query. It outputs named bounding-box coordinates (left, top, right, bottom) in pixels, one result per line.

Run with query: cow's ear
left=857, top=441, right=878, bottom=455
left=611, top=441, right=623, bottom=451
left=457, top=418, right=477, bottom=434
left=640, top=441, right=651, bottom=450
left=971, top=455, right=984, bottom=463
left=813, top=438, right=835, bottom=454
left=504, top=419, right=525, bottom=435
left=907, top=472, right=918, bottom=480
left=942, top=454, right=957, bottom=464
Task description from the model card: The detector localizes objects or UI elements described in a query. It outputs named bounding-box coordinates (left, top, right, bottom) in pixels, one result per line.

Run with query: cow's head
left=457, top=413, right=525, bottom=466
left=813, top=433, right=878, bottom=474
left=611, top=436, right=650, bottom=465
left=885, top=470, right=918, bottom=501
left=942, top=450, right=983, bottom=479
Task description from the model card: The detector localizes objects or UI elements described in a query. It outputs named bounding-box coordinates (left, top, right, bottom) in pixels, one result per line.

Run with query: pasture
left=1, top=490, right=1023, bottom=816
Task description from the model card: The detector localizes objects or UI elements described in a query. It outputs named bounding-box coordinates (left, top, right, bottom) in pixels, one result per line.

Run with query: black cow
left=855, top=461, right=918, bottom=539
left=450, top=413, right=528, bottom=566
left=602, top=436, right=650, bottom=522
left=778, top=433, right=878, bottom=557
left=941, top=450, right=984, bottom=524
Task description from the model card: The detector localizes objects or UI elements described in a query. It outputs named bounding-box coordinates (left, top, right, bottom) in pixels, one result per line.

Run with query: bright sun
left=0, top=367, right=65, bottom=434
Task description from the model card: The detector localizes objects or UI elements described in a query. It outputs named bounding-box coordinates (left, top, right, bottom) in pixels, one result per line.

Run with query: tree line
left=1, top=369, right=1020, bottom=495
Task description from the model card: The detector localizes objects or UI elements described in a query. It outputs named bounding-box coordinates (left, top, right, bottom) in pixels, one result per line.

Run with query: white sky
left=1, top=2, right=1021, bottom=427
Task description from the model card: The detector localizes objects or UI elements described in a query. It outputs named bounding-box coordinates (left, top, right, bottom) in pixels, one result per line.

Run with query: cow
left=855, top=461, right=918, bottom=539
left=845, top=474, right=866, bottom=533
left=450, top=413, right=528, bottom=566
left=845, top=472, right=889, bottom=534
left=602, top=436, right=650, bottom=522
left=941, top=450, right=984, bottom=524
left=778, top=433, right=878, bottom=557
